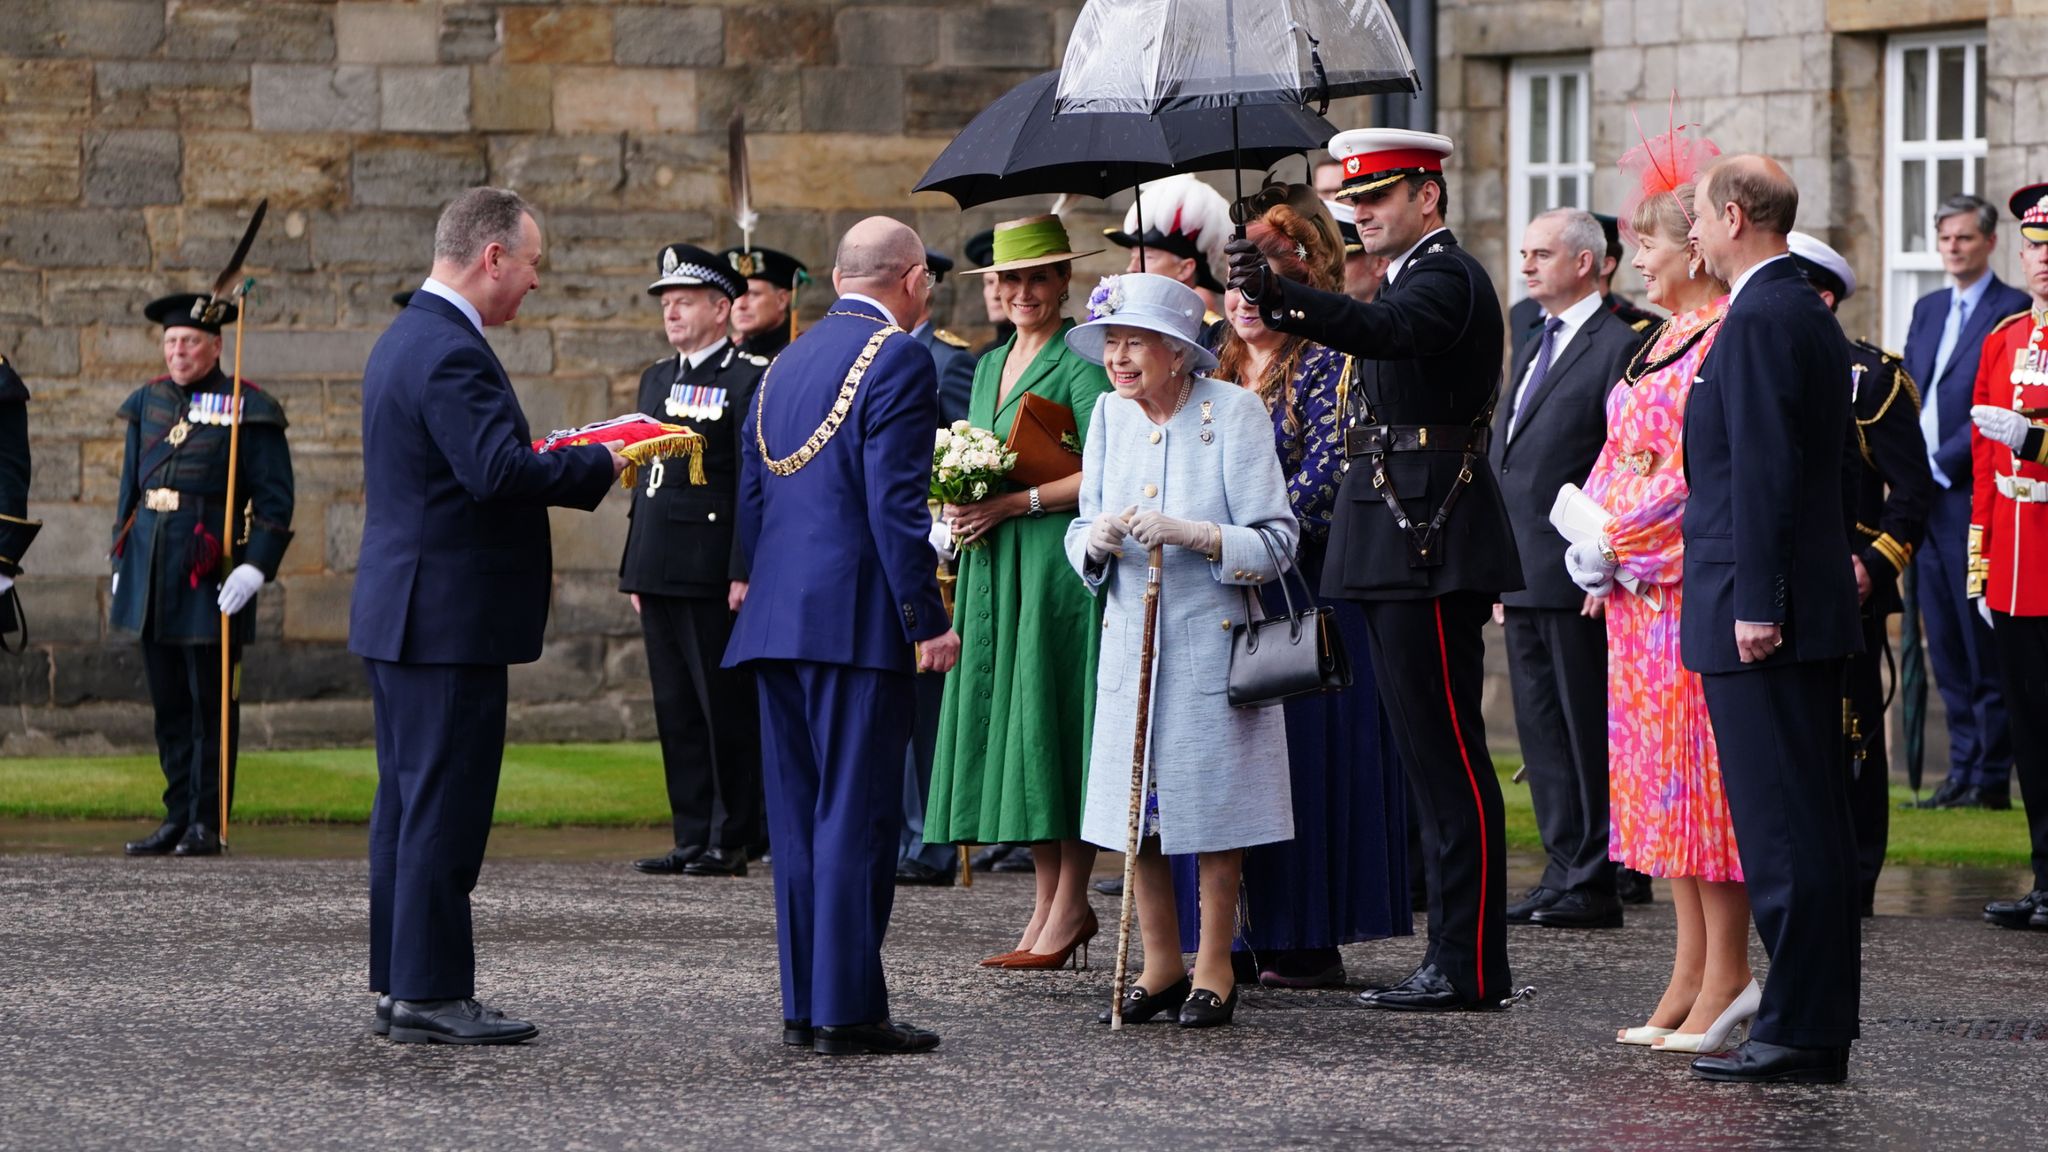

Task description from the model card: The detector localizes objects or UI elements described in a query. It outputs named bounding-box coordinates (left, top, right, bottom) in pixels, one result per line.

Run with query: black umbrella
left=914, top=70, right=1338, bottom=210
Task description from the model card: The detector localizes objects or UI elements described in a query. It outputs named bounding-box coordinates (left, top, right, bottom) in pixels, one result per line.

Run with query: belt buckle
left=2017, top=477, right=2039, bottom=501
left=145, top=488, right=179, bottom=513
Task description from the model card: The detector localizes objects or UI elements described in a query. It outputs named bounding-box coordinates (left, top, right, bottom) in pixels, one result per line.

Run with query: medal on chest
left=187, top=392, right=241, bottom=427
left=665, top=379, right=728, bottom=422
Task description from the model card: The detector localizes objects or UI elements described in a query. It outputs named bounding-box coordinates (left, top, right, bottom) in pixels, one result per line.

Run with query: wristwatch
left=1027, top=486, right=1045, bottom=518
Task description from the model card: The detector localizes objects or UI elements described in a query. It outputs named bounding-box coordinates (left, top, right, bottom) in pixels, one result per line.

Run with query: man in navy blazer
left=725, top=217, right=960, bottom=1056
left=351, top=188, right=623, bottom=1045
left=1901, top=194, right=2030, bottom=809
left=1678, top=158, right=1863, bottom=1084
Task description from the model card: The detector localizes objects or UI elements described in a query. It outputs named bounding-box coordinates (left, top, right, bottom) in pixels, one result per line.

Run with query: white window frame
left=1507, top=56, right=1594, bottom=302
left=1882, top=29, right=1987, bottom=350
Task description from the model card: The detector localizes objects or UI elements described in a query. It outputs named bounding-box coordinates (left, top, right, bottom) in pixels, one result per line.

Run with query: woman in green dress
left=928, top=216, right=1112, bottom=970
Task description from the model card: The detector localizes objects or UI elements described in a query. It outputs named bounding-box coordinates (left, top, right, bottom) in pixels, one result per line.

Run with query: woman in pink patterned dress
left=1572, top=139, right=1759, bottom=1055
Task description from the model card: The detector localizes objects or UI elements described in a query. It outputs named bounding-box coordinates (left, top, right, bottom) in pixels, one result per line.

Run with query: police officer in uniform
left=1788, top=232, right=1935, bottom=917
left=0, top=356, right=40, bottom=643
left=1228, top=129, right=1523, bottom=1012
left=114, top=293, right=294, bottom=857
left=722, top=245, right=808, bottom=361
left=624, top=244, right=770, bottom=878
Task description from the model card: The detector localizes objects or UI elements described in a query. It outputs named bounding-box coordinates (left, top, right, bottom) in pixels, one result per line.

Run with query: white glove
left=0, top=574, right=12, bottom=596
left=928, top=518, right=956, bottom=562
left=109, top=572, right=118, bottom=597
left=1978, top=597, right=1995, bottom=628
left=1565, top=540, right=1617, bottom=595
left=1085, top=509, right=1133, bottom=564
left=1127, top=509, right=1213, bottom=552
left=1972, top=405, right=2030, bottom=451
left=216, top=563, right=265, bottom=615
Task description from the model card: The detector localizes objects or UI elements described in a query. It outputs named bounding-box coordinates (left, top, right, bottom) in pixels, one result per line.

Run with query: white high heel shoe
left=1654, top=980, right=1762, bottom=1053
left=1617, top=1024, right=1676, bottom=1046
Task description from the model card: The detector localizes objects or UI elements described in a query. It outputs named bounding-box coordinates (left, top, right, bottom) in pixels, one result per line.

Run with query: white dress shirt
left=678, top=337, right=729, bottom=376
left=418, top=277, right=484, bottom=336
left=1725, top=252, right=1790, bottom=305
left=1506, top=289, right=1605, bottom=441
left=836, top=292, right=901, bottom=329
left=1384, top=226, right=1452, bottom=286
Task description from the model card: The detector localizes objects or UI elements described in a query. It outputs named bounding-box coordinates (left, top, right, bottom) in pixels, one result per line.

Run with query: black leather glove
left=1225, top=237, right=1273, bottom=303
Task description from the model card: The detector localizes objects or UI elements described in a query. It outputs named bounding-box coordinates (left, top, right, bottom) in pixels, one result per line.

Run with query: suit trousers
left=1702, top=658, right=1862, bottom=1048
left=1361, top=592, right=1509, bottom=1001
left=899, top=670, right=957, bottom=872
left=1501, top=607, right=1613, bottom=895
left=756, top=660, right=914, bottom=1027
left=139, top=639, right=240, bottom=829
left=640, top=594, right=763, bottom=852
left=1989, top=611, right=2048, bottom=888
left=365, top=659, right=508, bottom=1001
left=1917, top=491, right=2010, bottom=788
left=1846, top=614, right=1892, bottom=906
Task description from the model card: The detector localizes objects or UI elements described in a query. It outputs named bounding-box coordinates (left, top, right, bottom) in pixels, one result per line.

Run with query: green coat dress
left=925, top=321, right=1110, bottom=843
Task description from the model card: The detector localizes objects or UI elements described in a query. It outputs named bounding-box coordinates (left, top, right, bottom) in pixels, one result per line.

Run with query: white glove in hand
left=216, top=563, right=265, bottom=615
left=0, top=574, right=12, bottom=596
left=1978, top=597, right=1995, bottom=628
left=1085, top=509, right=1133, bottom=564
left=928, top=518, right=956, bottom=562
left=1972, top=405, right=2030, bottom=451
left=1127, top=509, right=1212, bottom=552
left=1565, top=540, right=1617, bottom=595
left=109, top=572, right=118, bottom=598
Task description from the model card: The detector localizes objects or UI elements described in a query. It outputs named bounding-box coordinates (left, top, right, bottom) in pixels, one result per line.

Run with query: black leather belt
left=1344, top=423, right=1491, bottom=458
left=1348, top=422, right=1492, bottom=569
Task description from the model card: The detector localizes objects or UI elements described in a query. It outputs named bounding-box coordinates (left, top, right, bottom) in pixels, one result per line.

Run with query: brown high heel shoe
left=999, top=909, right=1100, bottom=971
left=979, top=949, right=1029, bottom=968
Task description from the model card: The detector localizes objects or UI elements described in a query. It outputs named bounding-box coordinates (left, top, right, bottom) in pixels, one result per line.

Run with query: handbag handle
left=1238, top=523, right=1309, bottom=650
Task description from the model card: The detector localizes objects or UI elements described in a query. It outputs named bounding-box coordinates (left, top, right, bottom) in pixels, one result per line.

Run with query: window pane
left=1559, top=174, right=1580, bottom=207
left=1937, top=46, right=1966, bottom=140
left=1901, top=158, right=1927, bottom=252
left=1529, top=176, right=1547, bottom=216
left=1938, top=158, right=1964, bottom=206
left=1529, top=76, right=1550, bottom=163
left=1903, top=48, right=1927, bottom=142
left=1560, top=74, right=1581, bottom=162
left=1975, top=45, right=1986, bottom=139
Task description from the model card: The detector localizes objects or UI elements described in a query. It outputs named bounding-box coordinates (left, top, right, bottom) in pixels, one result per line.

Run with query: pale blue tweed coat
left=1064, top=377, right=1298, bottom=855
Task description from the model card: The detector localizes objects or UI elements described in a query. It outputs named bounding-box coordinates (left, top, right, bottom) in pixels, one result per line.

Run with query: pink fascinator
left=1617, top=97, right=1721, bottom=246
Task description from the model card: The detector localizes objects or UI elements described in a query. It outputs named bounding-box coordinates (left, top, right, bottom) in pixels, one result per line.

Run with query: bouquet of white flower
left=931, top=421, right=1016, bottom=549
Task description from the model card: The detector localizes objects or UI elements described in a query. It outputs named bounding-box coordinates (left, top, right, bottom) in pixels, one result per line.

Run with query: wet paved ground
left=3, top=824, right=2045, bottom=1150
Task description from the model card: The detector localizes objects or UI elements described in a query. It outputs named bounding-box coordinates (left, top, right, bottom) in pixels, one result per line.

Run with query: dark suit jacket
left=1842, top=340, right=1933, bottom=619
left=618, top=344, right=766, bottom=599
left=349, top=292, right=615, bottom=666
left=1902, top=274, right=2031, bottom=489
left=724, top=297, right=948, bottom=674
left=913, top=323, right=975, bottom=426
left=1490, top=302, right=1650, bottom=609
left=1257, top=228, right=1524, bottom=600
left=0, top=358, right=35, bottom=576
left=1680, top=257, right=1862, bottom=675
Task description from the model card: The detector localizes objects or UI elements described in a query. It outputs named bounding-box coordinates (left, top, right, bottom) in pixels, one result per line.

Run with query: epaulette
left=1851, top=338, right=1901, bottom=364
left=1989, top=310, right=2032, bottom=337
left=934, top=328, right=970, bottom=349
left=1630, top=318, right=1652, bottom=332
left=234, top=382, right=289, bottom=428
left=739, top=352, right=770, bottom=368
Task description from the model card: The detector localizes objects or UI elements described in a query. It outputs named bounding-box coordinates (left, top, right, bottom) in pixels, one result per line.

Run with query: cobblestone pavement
left=2, top=834, right=2044, bottom=1151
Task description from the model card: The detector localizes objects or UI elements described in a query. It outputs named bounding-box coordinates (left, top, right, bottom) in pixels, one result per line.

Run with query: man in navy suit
left=1680, top=157, right=1864, bottom=1084
left=351, top=188, right=624, bottom=1045
left=725, top=216, right=960, bottom=1055
left=1901, top=194, right=2030, bottom=809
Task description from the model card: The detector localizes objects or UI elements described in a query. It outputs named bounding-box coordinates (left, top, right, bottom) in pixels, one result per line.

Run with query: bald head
left=831, top=215, right=929, bottom=327
left=1703, top=154, right=1799, bottom=237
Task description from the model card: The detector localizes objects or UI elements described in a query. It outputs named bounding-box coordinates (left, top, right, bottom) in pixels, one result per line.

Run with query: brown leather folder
left=1004, top=392, right=1082, bottom=487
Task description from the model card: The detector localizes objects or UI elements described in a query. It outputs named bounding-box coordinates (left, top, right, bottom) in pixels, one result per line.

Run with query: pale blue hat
left=1064, top=272, right=1218, bottom=374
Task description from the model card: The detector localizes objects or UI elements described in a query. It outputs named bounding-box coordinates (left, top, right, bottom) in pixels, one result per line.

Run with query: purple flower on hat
left=1086, top=276, right=1125, bottom=321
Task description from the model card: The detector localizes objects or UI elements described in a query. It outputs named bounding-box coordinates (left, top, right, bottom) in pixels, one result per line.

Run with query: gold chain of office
left=754, top=312, right=903, bottom=477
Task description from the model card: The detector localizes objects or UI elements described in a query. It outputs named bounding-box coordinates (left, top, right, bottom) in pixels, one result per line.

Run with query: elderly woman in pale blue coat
left=1062, top=273, right=1297, bottom=1031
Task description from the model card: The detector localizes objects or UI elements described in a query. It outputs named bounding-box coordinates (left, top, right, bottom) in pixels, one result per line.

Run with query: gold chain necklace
left=755, top=311, right=903, bottom=477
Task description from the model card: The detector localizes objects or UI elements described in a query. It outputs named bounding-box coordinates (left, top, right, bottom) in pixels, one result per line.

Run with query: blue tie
left=1509, top=316, right=1564, bottom=441
left=1924, top=292, right=1970, bottom=488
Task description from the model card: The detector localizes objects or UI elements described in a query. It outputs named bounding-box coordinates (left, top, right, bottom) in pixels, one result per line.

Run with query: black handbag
left=1226, top=526, right=1352, bottom=708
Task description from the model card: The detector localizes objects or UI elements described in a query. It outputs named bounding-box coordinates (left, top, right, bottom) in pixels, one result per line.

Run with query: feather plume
left=1617, top=95, right=1719, bottom=246
left=203, top=199, right=267, bottom=321
left=728, top=108, right=757, bottom=251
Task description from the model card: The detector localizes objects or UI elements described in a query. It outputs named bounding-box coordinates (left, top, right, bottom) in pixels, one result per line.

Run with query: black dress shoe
left=1529, top=889, right=1624, bottom=929
left=1616, top=868, right=1655, bottom=905
left=374, top=995, right=392, bottom=1036
left=894, top=859, right=954, bottom=886
left=1914, top=778, right=1972, bottom=809
left=782, top=1018, right=814, bottom=1046
left=172, top=824, right=221, bottom=857
left=388, top=998, right=538, bottom=1045
left=969, top=843, right=1017, bottom=871
left=123, top=822, right=186, bottom=856
left=2032, top=903, right=2048, bottom=930
left=1947, top=785, right=2012, bottom=810
left=1984, top=889, right=2048, bottom=929
left=1091, top=876, right=1123, bottom=897
left=1357, top=964, right=1504, bottom=1013
left=813, top=1020, right=939, bottom=1056
left=682, top=847, right=747, bottom=876
left=1178, top=987, right=1237, bottom=1028
left=1690, top=1039, right=1848, bottom=1084
left=632, top=846, right=705, bottom=875
left=1504, top=885, right=1561, bottom=923
left=1097, top=977, right=1191, bottom=1024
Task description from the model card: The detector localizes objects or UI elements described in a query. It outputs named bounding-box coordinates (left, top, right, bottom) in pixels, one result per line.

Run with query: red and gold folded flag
left=533, top=414, right=706, bottom=489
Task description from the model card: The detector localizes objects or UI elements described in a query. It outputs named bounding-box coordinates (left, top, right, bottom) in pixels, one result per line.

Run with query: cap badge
left=730, top=251, right=758, bottom=278
left=662, top=247, right=680, bottom=276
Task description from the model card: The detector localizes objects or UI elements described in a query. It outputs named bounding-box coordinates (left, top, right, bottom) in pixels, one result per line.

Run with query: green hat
left=962, top=215, right=1101, bottom=275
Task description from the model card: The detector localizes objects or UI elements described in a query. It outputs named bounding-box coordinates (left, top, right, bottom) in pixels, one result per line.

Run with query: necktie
left=1509, top=317, right=1564, bottom=441
left=1923, top=292, right=1969, bottom=488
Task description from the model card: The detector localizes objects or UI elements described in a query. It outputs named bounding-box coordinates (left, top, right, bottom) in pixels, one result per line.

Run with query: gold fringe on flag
left=614, top=428, right=708, bottom=490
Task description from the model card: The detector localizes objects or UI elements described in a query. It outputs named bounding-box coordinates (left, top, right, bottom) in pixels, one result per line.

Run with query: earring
left=1059, top=290, right=1071, bottom=305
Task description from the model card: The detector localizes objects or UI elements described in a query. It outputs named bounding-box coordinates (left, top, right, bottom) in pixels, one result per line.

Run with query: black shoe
left=1504, top=885, right=1561, bottom=923
left=991, top=850, right=1035, bottom=874
left=1690, top=1039, right=1849, bottom=1084
left=1091, top=876, right=1123, bottom=897
left=632, top=846, right=705, bottom=875
left=387, top=998, right=538, bottom=1045
left=2032, top=904, right=2048, bottom=930
left=124, top=822, right=186, bottom=856
left=1914, top=778, right=1972, bottom=809
left=1097, top=977, right=1191, bottom=1024
left=1984, top=889, right=2048, bottom=929
left=1616, top=868, right=1655, bottom=905
left=1945, top=785, right=2012, bottom=810
left=682, top=847, right=747, bottom=876
left=1529, top=888, right=1624, bottom=929
left=1177, top=987, right=1237, bottom=1028
left=782, top=1018, right=814, bottom=1046
left=969, top=843, right=1017, bottom=871
left=374, top=995, right=391, bottom=1036
left=1357, top=964, right=1505, bottom=1013
left=172, top=824, right=221, bottom=857
left=813, top=1021, right=940, bottom=1056
left=894, top=859, right=954, bottom=886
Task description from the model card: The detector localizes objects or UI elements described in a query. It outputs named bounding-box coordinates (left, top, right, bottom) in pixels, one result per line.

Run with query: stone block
left=339, top=275, right=423, bottom=326
left=326, top=502, right=364, bottom=573
left=1764, top=92, right=1823, bottom=158
left=18, top=577, right=103, bottom=645
left=554, top=328, right=667, bottom=375
left=1693, top=95, right=1766, bottom=155
left=504, top=6, right=613, bottom=65
left=511, top=273, right=649, bottom=326
left=278, top=572, right=353, bottom=643
left=905, top=70, right=1035, bottom=136
left=544, top=211, right=718, bottom=274
left=803, top=68, right=903, bottom=134
left=247, top=697, right=376, bottom=748
left=546, top=494, right=630, bottom=572
left=551, top=572, right=638, bottom=636
left=1679, top=0, right=1746, bottom=40
left=326, top=383, right=363, bottom=440
left=0, top=60, right=94, bottom=123
left=382, top=66, right=473, bottom=134
left=942, top=7, right=1053, bottom=69
left=249, top=65, right=379, bottom=133
left=21, top=379, right=129, bottom=441
left=748, top=134, right=948, bottom=211
left=16, top=505, right=113, bottom=578
left=0, top=209, right=148, bottom=269
left=1678, top=40, right=1743, bottom=100
left=613, top=6, right=725, bottom=68
left=335, top=3, right=440, bottom=65
left=1633, top=0, right=1680, bottom=45
left=238, top=271, right=338, bottom=330
left=505, top=697, right=629, bottom=742
left=241, top=330, right=380, bottom=378
left=352, top=138, right=489, bottom=208
left=1593, top=47, right=1645, bottom=103
left=185, top=133, right=351, bottom=209
left=440, top=6, right=501, bottom=64
left=5, top=702, right=157, bottom=757
left=81, top=326, right=162, bottom=375
left=727, top=7, right=835, bottom=66
left=0, top=125, right=81, bottom=204
left=513, top=374, right=611, bottom=439
left=472, top=65, right=554, bottom=133
left=27, top=438, right=81, bottom=502
left=0, top=271, right=39, bottom=326
left=149, top=204, right=314, bottom=274
left=483, top=327, right=556, bottom=375
left=239, top=640, right=367, bottom=701
left=51, top=643, right=151, bottom=705
left=554, top=68, right=698, bottom=134
left=292, top=448, right=367, bottom=501
left=13, top=0, right=165, bottom=58
left=487, top=135, right=626, bottom=208
left=1600, top=0, right=1635, bottom=46
left=260, top=380, right=330, bottom=439
left=834, top=8, right=937, bottom=68
left=603, top=636, right=647, bottom=690
left=1738, top=35, right=1803, bottom=95
left=508, top=635, right=605, bottom=701
left=308, top=208, right=439, bottom=270
left=78, top=436, right=126, bottom=502
left=691, top=67, right=803, bottom=135
left=0, top=647, right=51, bottom=707
left=83, top=130, right=181, bottom=207
left=94, top=61, right=252, bottom=130
left=165, top=2, right=336, bottom=63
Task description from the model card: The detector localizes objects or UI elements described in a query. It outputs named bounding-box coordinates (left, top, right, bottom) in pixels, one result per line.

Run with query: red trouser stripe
left=1434, top=597, right=1488, bottom=995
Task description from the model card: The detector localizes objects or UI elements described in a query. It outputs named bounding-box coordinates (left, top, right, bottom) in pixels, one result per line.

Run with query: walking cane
left=1109, top=543, right=1165, bottom=1030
